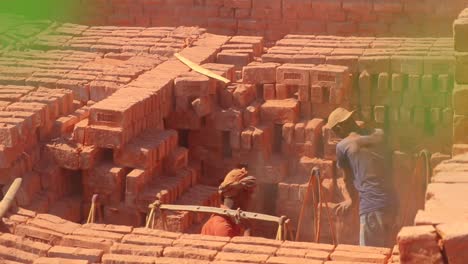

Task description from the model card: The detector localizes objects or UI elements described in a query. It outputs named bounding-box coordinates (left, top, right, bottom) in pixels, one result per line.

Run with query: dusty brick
left=0, top=244, right=38, bottom=263
left=48, top=246, right=103, bottom=263
left=397, top=225, right=444, bottom=263
left=33, top=257, right=88, bottom=264
left=215, top=252, right=269, bottom=263
left=330, top=250, right=388, bottom=263
left=102, top=254, right=155, bottom=264
left=267, top=256, right=322, bottom=264
left=0, top=233, right=51, bottom=256
left=164, top=246, right=217, bottom=261
left=122, top=234, right=173, bottom=247
left=172, top=238, right=227, bottom=251
left=72, top=227, right=124, bottom=241
left=436, top=222, right=468, bottom=264
left=15, top=224, right=64, bottom=244
left=59, top=235, right=113, bottom=252
left=222, top=242, right=277, bottom=255
left=243, top=63, right=279, bottom=84
left=260, top=99, right=299, bottom=124
left=110, top=243, right=163, bottom=257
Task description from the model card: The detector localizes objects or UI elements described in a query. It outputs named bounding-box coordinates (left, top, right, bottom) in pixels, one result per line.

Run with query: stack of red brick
left=394, top=153, right=468, bottom=264
left=264, top=35, right=455, bottom=154
left=0, top=208, right=394, bottom=264
left=452, top=9, right=468, bottom=156
left=48, top=0, right=468, bottom=41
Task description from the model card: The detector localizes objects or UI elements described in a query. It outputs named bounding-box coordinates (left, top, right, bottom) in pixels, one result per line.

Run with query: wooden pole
left=0, top=178, right=22, bottom=219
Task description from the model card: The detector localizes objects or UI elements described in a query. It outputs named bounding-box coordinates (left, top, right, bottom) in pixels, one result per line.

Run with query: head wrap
left=219, top=168, right=256, bottom=199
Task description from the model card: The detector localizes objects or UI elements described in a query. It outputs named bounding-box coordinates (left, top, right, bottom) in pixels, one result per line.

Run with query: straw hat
left=325, top=107, right=355, bottom=129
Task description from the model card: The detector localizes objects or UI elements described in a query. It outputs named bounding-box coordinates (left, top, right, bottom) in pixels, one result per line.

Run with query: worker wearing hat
left=201, top=168, right=256, bottom=237
left=327, top=107, right=395, bottom=247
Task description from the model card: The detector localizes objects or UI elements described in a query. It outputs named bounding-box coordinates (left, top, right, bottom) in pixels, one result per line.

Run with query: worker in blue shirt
left=326, top=107, right=396, bottom=247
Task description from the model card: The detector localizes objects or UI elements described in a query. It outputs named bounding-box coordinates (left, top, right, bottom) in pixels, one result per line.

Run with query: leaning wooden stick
left=174, top=53, right=231, bottom=84
left=0, top=178, right=22, bottom=219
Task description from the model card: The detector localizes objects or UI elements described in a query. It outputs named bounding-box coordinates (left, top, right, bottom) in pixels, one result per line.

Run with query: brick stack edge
left=0, top=209, right=397, bottom=263
left=49, top=0, right=468, bottom=41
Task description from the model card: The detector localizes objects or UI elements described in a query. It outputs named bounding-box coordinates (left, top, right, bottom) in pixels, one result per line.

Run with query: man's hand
left=334, top=200, right=353, bottom=216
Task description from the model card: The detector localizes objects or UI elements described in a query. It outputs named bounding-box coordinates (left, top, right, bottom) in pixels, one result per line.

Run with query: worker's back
left=201, top=214, right=241, bottom=237
left=336, top=129, right=393, bottom=216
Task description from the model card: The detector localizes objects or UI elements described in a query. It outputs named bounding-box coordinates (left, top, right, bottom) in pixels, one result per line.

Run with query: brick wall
left=68, top=0, right=468, bottom=40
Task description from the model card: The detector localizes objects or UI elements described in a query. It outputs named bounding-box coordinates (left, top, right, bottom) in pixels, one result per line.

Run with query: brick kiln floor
left=0, top=14, right=465, bottom=263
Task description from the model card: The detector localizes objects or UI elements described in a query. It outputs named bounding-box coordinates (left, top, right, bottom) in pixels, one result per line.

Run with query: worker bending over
left=327, top=107, right=396, bottom=247
left=201, top=168, right=256, bottom=237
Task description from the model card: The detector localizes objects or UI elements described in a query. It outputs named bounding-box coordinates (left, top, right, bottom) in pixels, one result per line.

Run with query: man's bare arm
left=337, top=166, right=356, bottom=203
left=333, top=167, right=357, bottom=215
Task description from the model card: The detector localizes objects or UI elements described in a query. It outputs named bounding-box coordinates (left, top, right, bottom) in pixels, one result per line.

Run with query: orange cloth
left=201, top=214, right=242, bottom=238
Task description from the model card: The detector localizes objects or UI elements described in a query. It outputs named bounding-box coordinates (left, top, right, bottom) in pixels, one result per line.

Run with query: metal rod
left=158, top=204, right=282, bottom=223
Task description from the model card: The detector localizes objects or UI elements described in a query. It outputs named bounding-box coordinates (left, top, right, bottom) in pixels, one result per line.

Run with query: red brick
left=263, top=84, right=276, bottom=100
left=453, top=114, right=468, bottom=143
left=33, top=257, right=88, bottom=264
left=164, top=246, right=217, bottom=261
left=48, top=246, right=104, bottom=263
left=275, top=84, right=290, bottom=99
left=454, top=18, right=468, bottom=52
left=281, top=241, right=334, bottom=252
left=453, top=84, right=468, bottom=115
left=217, top=52, right=252, bottom=70
left=243, top=63, right=279, bottom=84
left=72, top=227, right=124, bottom=241
left=85, top=124, right=129, bottom=149
left=260, top=99, right=300, bottom=124
left=82, top=162, right=127, bottom=205
left=397, top=225, right=444, bottom=263
left=311, top=0, right=341, bottom=11
left=335, top=244, right=391, bottom=255
left=215, top=252, right=270, bottom=263
left=110, top=243, right=163, bottom=257
left=154, top=258, right=210, bottom=264
left=276, top=64, right=311, bottom=86
left=373, top=0, right=403, bottom=13
left=102, top=254, right=155, bottom=264
left=0, top=246, right=38, bottom=263
left=46, top=140, right=80, bottom=170
left=172, top=238, right=227, bottom=251
left=174, top=72, right=216, bottom=98
left=222, top=242, right=277, bottom=255
left=233, top=0, right=264, bottom=9
left=0, top=233, right=50, bottom=256
left=267, top=256, right=322, bottom=264
left=233, top=84, right=256, bottom=107
left=59, top=235, right=113, bottom=252
left=14, top=224, right=62, bottom=244
left=83, top=224, right=133, bottom=235
left=0, top=123, right=20, bottom=147
left=121, top=234, right=173, bottom=247
left=330, top=250, right=388, bottom=263
left=436, top=222, right=468, bottom=264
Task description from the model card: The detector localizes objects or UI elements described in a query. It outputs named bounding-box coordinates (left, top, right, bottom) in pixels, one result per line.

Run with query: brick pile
left=264, top=34, right=455, bottom=154
left=0, top=15, right=53, bottom=50
left=13, top=0, right=466, bottom=41
left=0, top=20, right=220, bottom=232
left=387, top=15, right=468, bottom=263
left=393, top=152, right=468, bottom=264
left=0, top=209, right=394, bottom=264
left=452, top=9, right=468, bottom=156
